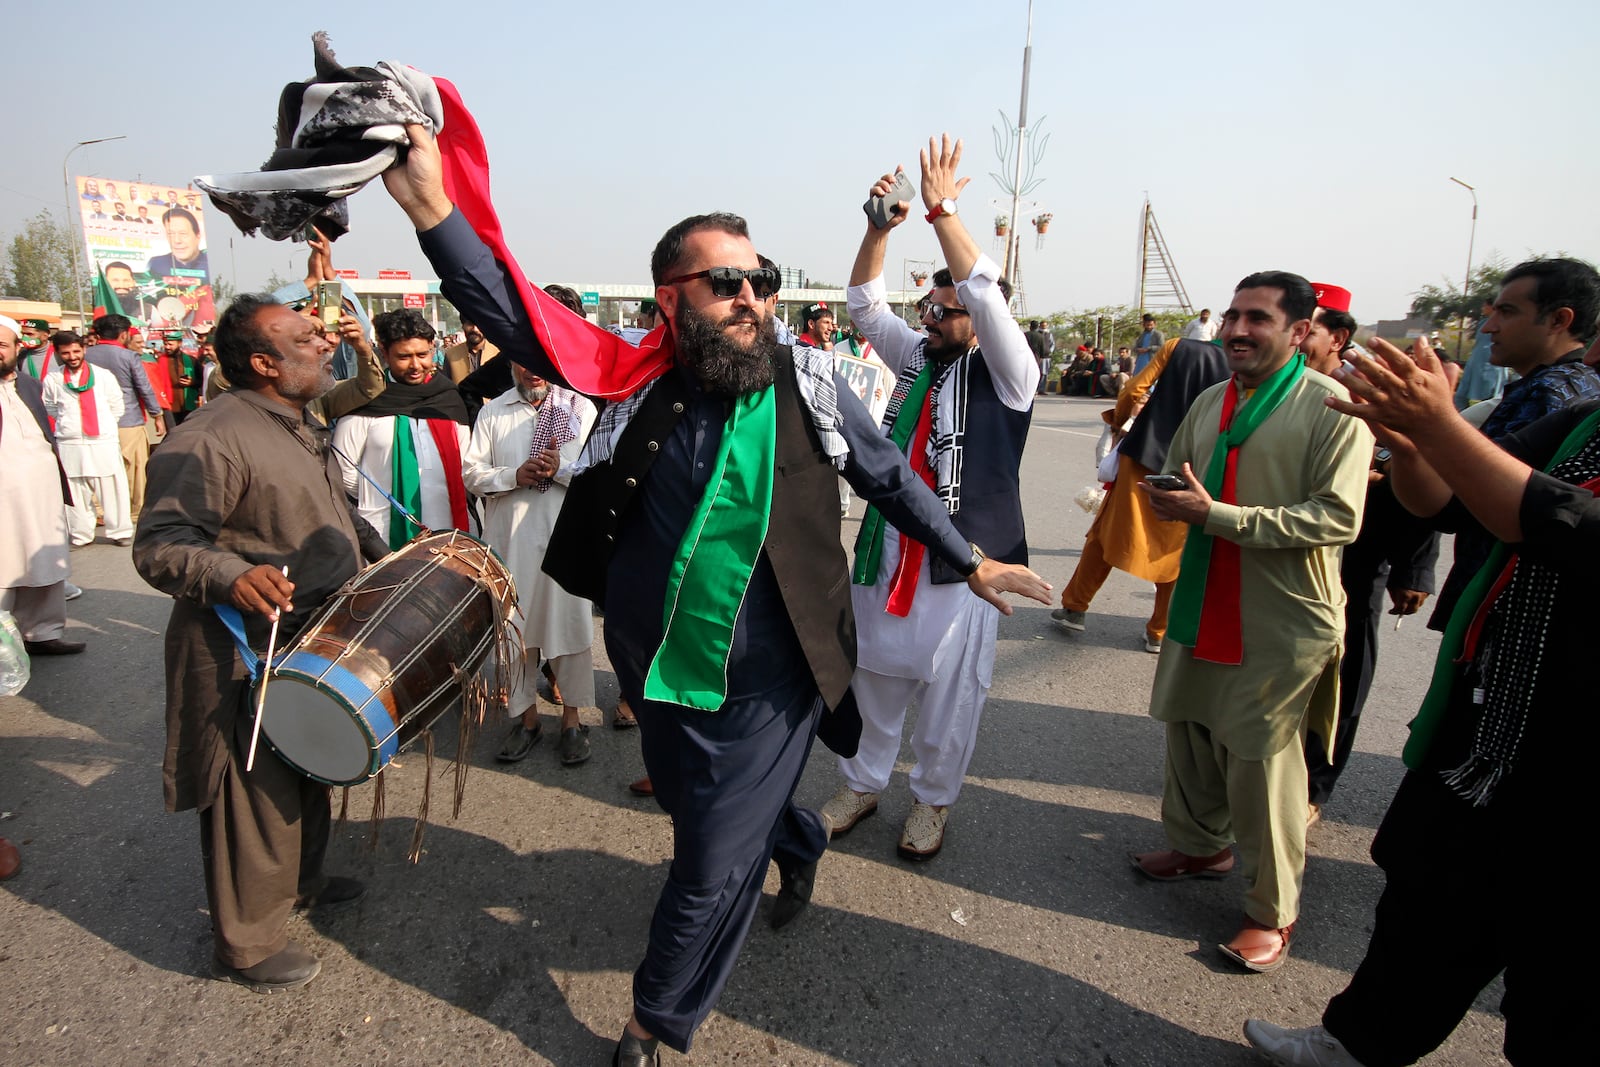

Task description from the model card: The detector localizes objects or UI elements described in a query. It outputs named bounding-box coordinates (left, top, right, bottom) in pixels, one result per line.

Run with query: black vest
left=925, top=353, right=1033, bottom=584
left=1118, top=338, right=1231, bottom=474
left=543, top=348, right=858, bottom=713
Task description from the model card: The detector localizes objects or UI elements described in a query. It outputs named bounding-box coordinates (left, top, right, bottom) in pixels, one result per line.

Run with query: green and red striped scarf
left=1166, top=354, right=1305, bottom=664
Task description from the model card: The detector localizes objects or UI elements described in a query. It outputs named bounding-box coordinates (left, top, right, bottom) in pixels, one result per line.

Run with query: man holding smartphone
left=1129, top=272, right=1371, bottom=974
left=820, top=136, right=1039, bottom=863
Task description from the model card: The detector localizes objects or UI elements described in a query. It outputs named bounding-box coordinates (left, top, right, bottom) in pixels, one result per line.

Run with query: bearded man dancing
left=379, top=111, right=1048, bottom=1065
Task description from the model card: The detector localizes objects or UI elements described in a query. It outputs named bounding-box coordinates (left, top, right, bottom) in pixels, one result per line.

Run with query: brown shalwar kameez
left=133, top=387, right=385, bottom=967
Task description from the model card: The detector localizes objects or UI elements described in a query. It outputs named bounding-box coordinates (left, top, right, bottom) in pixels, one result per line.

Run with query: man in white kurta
left=41, top=334, right=132, bottom=546
left=332, top=412, right=470, bottom=542
left=330, top=310, right=471, bottom=547
left=823, top=142, right=1040, bottom=862
left=462, top=364, right=599, bottom=766
left=0, top=316, right=81, bottom=654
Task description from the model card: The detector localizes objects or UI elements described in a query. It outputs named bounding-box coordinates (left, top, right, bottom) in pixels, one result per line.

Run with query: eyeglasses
left=921, top=302, right=970, bottom=323
left=663, top=266, right=782, bottom=300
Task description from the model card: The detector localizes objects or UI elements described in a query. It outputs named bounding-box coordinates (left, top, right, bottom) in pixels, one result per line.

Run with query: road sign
left=581, top=290, right=600, bottom=310
left=402, top=293, right=425, bottom=309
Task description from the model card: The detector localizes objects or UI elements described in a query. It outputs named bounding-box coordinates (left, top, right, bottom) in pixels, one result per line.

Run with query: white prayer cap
left=0, top=314, right=20, bottom=341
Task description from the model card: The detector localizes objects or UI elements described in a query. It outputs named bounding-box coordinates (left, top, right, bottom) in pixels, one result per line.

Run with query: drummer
left=133, top=293, right=390, bottom=993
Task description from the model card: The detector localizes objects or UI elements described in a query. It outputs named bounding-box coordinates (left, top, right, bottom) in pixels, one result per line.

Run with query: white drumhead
left=261, top=677, right=373, bottom=783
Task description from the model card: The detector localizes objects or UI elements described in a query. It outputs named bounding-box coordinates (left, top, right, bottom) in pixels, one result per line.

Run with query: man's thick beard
left=676, top=303, right=778, bottom=396
left=517, top=383, right=550, bottom=404
left=924, top=331, right=973, bottom=364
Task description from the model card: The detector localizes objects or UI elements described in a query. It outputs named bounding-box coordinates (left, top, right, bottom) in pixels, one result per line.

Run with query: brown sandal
left=1218, top=918, right=1294, bottom=973
left=612, top=699, right=638, bottom=730
left=1129, top=847, right=1235, bottom=881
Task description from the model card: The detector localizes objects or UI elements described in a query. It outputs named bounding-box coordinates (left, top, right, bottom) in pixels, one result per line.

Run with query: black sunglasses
left=921, top=302, right=970, bottom=323
left=664, top=266, right=782, bottom=300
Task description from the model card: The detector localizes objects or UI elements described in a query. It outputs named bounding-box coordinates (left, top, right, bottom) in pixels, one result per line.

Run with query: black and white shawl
left=878, top=342, right=973, bottom=515
left=194, top=32, right=442, bottom=241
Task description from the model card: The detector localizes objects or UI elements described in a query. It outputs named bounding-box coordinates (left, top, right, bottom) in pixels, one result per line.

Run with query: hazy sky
left=4, top=1, right=1596, bottom=322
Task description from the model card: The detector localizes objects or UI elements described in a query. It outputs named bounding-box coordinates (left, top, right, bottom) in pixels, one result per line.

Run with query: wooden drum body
left=260, top=531, right=516, bottom=785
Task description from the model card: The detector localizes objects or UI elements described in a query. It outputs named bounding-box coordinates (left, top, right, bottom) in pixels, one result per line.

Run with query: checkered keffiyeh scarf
left=880, top=341, right=971, bottom=514
left=572, top=347, right=848, bottom=476
left=527, top=384, right=583, bottom=492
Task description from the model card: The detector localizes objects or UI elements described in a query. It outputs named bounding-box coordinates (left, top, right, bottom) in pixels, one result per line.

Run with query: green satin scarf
left=388, top=415, right=426, bottom=550
left=1166, top=353, right=1305, bottom=656
left=644, top=385, right=778, bottom=711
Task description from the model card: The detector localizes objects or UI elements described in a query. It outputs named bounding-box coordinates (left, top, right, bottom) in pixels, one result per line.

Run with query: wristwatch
left=961, top=541, right=987, bottom=578
left=925, top=198, right=959, bottom=223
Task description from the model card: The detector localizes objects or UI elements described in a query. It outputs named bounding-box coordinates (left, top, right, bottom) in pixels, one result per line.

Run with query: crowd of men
left=4, top=120, right=1596, bottom=1065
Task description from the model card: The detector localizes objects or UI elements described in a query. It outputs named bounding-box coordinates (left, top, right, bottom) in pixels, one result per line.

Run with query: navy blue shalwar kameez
left=419, top=210, right=973, bottom=1052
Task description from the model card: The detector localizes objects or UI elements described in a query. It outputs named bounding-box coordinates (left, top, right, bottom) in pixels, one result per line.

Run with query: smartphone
left=863, top=170, right=917, bottom=230
left=1144, top=474, right=1189, bottom=491
left=316, top=281, right=343, bottom=328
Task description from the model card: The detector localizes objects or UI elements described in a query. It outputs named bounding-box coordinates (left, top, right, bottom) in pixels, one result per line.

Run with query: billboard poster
left=75, top=176, right=214, bottom=331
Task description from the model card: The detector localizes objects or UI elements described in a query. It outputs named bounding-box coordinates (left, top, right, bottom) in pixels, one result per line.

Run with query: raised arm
left=923, top=134, right=1037, bottom=407
left=847, top=168, right=925, bottom=376
left=1328, top=336, right=1534, bottom=542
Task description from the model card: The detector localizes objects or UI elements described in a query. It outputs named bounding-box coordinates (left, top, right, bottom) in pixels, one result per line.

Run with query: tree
left=259, top=270, right=295, bottom=294
left=210, top=274, right=238, bottom=307
left=1044, top=305, right=1188, bottom=354
left=0, top=210, right=92, bottom=310
left=1409, top=255, right=1508, bottom=329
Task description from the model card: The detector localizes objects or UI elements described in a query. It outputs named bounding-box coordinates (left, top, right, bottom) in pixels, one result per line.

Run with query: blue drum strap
left=213, top=603, right=262, bottom=684
left=328, top=441, right=425, bottom=532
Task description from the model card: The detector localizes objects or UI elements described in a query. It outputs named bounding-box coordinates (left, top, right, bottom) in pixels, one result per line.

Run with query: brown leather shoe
left=1219, top=917, right=1295, bottom=973
left=23, top=638, right=86, bottom=656
left=1130, top=847, right=1235, bottom=881
left=628, top=776, right=654, bottom=797
left=0, top=837, right=19, bottom=880
left=212, top=940, right=321, bottom=993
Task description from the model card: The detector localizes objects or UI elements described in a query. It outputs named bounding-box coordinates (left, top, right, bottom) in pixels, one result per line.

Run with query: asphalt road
left=1, top=394, right=1507, bottom=1066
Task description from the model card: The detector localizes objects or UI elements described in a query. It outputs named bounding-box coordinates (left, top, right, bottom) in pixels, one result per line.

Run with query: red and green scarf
left=1403, top=406, right=1600, bottom=770
left=61, top=363, right=100, bottom=438
left=388, top=414, right=471, bottom=550
left=1166, top=353, right=1305, bottom=664
left=851, top=361, right=937, bottom=614
left=23, top=344, right=53, bottom=380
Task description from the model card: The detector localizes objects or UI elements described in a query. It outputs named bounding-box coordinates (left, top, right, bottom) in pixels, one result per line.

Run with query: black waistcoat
left=543, top=347, right=857, bottom=712
left=925, top=353, right=1033, bottom=584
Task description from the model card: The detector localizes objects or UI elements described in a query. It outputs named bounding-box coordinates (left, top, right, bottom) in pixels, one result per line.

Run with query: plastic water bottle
left=0, top=610, right=30, bottom=695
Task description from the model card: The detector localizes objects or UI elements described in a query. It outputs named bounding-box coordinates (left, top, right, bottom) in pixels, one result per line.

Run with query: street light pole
left=1449, top=176, right=1477, bottom=361
left=61, top=135, right=127, bottom=323
left=1001, top=0, right=1035, bottom=287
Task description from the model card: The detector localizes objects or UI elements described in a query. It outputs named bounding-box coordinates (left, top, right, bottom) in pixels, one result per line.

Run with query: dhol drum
left=260, top=530, right=517, bottom=786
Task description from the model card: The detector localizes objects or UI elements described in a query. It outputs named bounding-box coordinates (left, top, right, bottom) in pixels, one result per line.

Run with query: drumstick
left=246, top=566, right=291, bottom=773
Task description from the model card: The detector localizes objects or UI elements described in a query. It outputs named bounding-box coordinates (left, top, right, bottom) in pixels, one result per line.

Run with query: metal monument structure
left=1134, top=196, right=1193, bottom=315
left=992, top=0, right=1046, bottom=315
